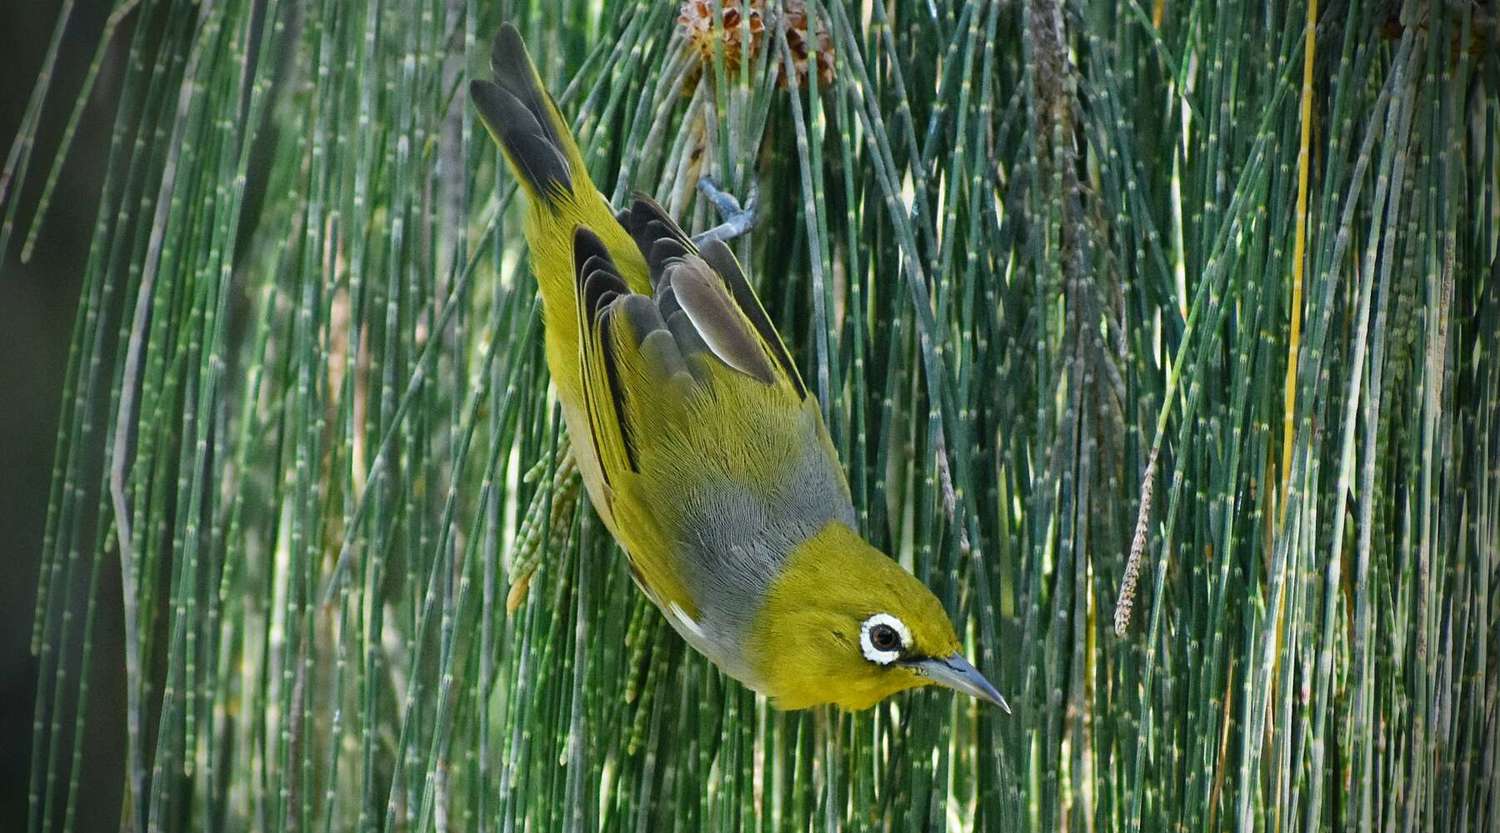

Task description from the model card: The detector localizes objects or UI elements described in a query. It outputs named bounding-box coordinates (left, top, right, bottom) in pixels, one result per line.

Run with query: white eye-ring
left=859, top=613, right=911, bottom=665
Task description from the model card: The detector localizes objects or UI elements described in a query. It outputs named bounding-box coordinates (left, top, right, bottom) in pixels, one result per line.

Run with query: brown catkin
left=678, top=0, right=833, bottom=91
left=1114, top=443, right=1160, bottom=636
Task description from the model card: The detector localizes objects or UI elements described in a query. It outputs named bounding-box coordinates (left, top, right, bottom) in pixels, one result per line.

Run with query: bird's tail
left=470, top=24, right=646, bottom=312
left=469, top=24, right=589, bottom=208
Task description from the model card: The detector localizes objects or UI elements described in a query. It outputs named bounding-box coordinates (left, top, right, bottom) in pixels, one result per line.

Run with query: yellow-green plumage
left=472, top=23, right=1007, bottom=713
left=754, top=523, right=965, bottom=710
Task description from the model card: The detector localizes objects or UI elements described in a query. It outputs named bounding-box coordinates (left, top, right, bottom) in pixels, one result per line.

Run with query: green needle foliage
left=10, top=0, right=1498, bottom=831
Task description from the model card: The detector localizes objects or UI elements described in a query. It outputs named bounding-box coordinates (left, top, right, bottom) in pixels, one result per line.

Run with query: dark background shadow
left=3, top=2, right=124, bottom=831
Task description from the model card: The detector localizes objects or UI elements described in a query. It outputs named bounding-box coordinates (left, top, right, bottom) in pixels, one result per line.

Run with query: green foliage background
left=9, top=0, right=1498, bottom=830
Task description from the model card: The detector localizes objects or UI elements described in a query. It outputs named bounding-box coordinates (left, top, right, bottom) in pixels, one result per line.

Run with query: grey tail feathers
left=469, top=23, right=573, bottom=203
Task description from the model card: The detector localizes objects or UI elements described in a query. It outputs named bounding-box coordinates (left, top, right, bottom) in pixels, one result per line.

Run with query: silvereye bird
left=470, top=23, right=1008, bottom=713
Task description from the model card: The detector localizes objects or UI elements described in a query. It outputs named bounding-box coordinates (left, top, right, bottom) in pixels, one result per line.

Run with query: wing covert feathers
left=698, top=237, right=808, bottom=400
left=620, top=195, right=808, bottom=398
left=666, top=259, right=777, bottom=385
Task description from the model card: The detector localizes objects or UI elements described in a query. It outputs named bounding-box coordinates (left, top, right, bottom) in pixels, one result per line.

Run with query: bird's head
left=751, top=521, right=1010, bottom=712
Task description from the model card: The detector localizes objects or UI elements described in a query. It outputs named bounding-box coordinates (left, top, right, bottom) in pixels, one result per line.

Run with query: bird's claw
left=691, top=176, right=759, bottom=246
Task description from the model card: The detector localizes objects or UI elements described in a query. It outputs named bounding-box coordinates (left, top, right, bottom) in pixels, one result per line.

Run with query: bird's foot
left=691, top=176, right=759, bottom=246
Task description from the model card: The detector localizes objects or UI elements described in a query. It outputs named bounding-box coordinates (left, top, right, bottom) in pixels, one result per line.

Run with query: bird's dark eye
left=869, top=623, right=901, bottom=652
left=859, top=613, right=911, bottom=665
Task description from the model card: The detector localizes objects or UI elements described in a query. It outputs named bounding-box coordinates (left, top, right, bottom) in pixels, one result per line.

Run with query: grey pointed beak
left=909, top=654, right=1010, bottom=713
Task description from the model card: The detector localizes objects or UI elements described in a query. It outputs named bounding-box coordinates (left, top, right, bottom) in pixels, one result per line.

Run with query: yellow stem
left=1280, top=0, right=1318, bottom=525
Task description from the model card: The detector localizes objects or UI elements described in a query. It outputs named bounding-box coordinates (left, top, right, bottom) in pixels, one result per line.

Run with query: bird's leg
left=691, top=176, right=759, bottom=246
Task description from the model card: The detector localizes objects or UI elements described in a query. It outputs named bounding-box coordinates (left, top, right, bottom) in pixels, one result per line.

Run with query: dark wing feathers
left=595, top=313, right=637, bottom=471
left=572, top=228, right=637, bottom=478
left=620, top=195, right=807, bottom=398
left=623, top=198, right=693, bottom=289
left=470, top=24, right=572, bottom=202
left=574, top=226, right=626, bottom=321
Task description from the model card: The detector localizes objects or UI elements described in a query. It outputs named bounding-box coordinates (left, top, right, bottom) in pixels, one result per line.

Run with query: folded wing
left=570, top=199, right=828, bottom=618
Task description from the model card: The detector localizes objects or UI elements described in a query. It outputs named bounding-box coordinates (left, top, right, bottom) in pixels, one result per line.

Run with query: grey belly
left=661, top=445, right=856, bottom=687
